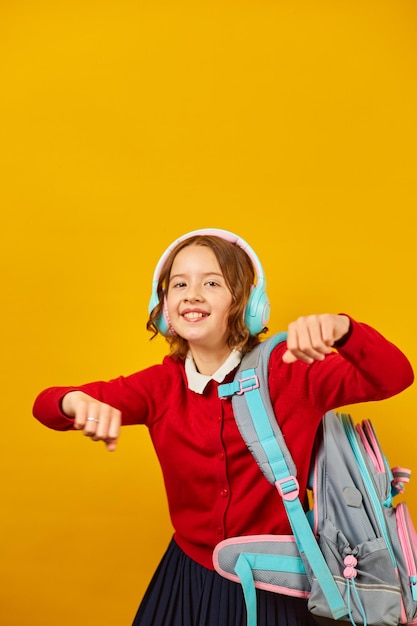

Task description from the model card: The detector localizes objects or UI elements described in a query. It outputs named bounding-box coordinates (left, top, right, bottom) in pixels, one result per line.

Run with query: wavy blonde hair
left=147, top=235, right=267, bottom=359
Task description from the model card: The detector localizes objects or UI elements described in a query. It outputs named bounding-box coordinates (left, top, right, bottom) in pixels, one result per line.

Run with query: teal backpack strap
left=218, top=334, right=348, bottom=622
left=235, top=552, right=308, bottom=626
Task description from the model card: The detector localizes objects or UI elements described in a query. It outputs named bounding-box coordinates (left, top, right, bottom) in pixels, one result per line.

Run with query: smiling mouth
left=182, top=312, right=209, bottom=320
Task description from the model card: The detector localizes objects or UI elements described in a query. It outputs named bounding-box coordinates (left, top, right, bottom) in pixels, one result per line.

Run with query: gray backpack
left=214, top=333, right=417, bottom=626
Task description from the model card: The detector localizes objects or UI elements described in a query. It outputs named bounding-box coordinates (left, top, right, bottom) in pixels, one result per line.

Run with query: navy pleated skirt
left=132, top=537, right=317, bottom=626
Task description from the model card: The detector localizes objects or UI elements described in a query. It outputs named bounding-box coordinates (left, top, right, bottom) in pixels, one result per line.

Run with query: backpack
left=214, top=333, right=417, bottom=626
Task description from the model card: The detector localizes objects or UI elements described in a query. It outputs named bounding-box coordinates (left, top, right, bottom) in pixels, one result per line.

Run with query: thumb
left=282, top=350, right=297, bottom=364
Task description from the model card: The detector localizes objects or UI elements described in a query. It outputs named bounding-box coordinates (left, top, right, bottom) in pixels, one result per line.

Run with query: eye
left=172, top=281, right=187, bottom=289
left=206, top=280, right=220, bottom=287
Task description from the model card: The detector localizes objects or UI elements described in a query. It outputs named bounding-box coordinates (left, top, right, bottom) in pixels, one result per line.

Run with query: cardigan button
left=218, top=452, right=225, bottom=461
left=220, top=488, right=229, bottom=498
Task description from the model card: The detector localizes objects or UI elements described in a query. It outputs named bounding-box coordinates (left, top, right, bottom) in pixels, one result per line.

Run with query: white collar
left=185, top=349, right=242, bottom=394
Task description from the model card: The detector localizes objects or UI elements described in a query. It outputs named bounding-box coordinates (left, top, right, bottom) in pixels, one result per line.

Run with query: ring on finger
left=86, top=417, right=100, bottom=423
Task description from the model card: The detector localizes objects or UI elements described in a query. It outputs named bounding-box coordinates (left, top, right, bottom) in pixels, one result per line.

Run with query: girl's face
left=166, top=244, right=233, bottom=355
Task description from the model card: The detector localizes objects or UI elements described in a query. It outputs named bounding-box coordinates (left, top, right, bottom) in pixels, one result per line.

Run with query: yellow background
left=1, top=1, right=416, bottom=625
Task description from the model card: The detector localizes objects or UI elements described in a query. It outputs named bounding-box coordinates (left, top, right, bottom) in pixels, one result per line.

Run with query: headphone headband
left=149, top=228, right=270, bottom=336
left=151, top=228, right=266, bottom=291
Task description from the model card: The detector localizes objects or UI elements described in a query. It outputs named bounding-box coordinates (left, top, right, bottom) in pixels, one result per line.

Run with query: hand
left=282, top=314, right=350, bottom=364
left=62, top=391, right=121, bottom=452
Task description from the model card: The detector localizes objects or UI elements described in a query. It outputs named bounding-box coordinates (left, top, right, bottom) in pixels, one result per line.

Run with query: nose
left=183, top=284, right=203, bottom=302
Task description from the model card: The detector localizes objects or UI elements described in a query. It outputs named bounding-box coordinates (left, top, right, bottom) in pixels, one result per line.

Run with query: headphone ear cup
left=149, top=291, right=170, bottom=337
left=244, top=286, right=271, bottom=335
left=155, top=311, right=170, bottom=337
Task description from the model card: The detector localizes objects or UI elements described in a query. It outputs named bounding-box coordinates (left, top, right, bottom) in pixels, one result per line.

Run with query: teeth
left=184, top=312, right=206, bottom=319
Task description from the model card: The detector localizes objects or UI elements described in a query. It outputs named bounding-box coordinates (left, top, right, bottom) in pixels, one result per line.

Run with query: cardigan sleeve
left=268, top=316, right=414, bottom=415
left=332, top=316, right=414, bottom=398
left=32, top=357, right=182, bottom=431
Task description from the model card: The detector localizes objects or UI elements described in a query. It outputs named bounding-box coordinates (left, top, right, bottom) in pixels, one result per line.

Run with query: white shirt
left=185, top=349, right=242, bottom=394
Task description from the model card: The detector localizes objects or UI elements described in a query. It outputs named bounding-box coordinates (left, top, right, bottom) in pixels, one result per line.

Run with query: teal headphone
left=148, top=228, right=270, bottom=337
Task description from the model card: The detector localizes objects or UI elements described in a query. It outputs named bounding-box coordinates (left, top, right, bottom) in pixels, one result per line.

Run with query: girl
left=33, top=228, right=414, bottom=626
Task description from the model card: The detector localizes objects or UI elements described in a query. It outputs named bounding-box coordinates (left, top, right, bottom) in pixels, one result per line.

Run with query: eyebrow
left=169, top=271, right=224, bottom=282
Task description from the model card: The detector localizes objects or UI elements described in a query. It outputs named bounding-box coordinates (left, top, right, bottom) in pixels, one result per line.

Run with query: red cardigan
left=33, top=318, right=414, bottom=570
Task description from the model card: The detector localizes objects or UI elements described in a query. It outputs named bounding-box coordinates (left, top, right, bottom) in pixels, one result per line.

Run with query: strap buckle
left=236, top=375, right=260, bottom=395
left=275, top=476, right=300, bottom=501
